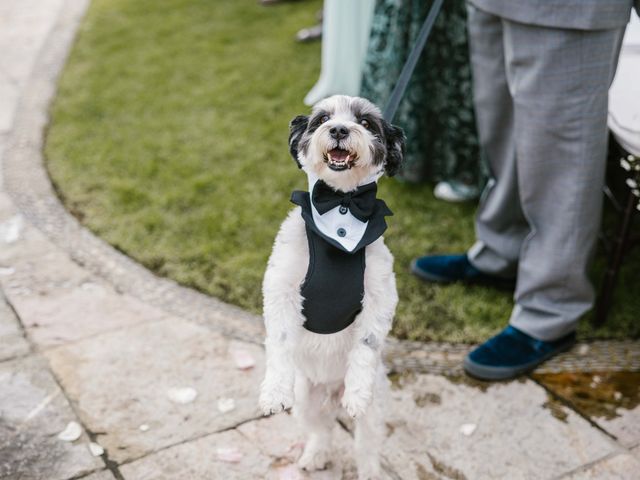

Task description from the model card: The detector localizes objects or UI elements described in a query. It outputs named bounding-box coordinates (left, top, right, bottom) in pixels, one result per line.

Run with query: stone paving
left=0, top=1, right=639, bottom=479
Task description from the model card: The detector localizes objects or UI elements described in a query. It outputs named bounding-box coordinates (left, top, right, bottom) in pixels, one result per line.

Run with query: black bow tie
left=311, top=180, right=378, bottom=222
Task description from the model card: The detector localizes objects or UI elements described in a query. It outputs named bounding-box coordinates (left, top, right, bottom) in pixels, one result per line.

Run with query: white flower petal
left=231, top=349, right=256, bottom=370
left=278, top=464, right=305, bottom=480
left=0, top=215, right=23, bottom=244
left=217, top=397, right=235, bottom=413
left=459, top=423, right=477, bottom=436
left=0, top=267, right=15, bottom=276
left=167, top=387, right=198, bottom=404
left=88, top=442, right=104, bottom=456
left=578, top=345, right=589, bottom=356
left=216, top=447, right=243, bottom=463
left=57, top=421, right=82, bottom=442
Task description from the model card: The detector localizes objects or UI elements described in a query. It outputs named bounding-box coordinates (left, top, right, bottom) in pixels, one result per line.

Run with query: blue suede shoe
left=410, top=254, right=515, bottom=290
left=464, top=326, right=576, bottom=381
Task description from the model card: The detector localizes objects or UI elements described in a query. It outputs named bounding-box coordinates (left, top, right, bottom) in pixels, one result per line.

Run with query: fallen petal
left=578, top=345, right=589, bottom=356
left=217, top=397, right=235, bottom=413
left=278, top=464, right=304, bottom=480
left=167, top=387, right=198, bottom=404
left=139, top=424, right=150, bottom=432
left=58, top=421, right=82, bottom=442
left=216, top=447, right=243, bottom=463
left=286, top=441, right=305, bottom=454
left=459, top=423, right=477, bottom=436
left=231, top=349, right=256, bottom=370
left=0, top=216, right=23, bottom=244
left=0, top=267, right=15, bottom=276
left=88, top=442, right=104, bottom=456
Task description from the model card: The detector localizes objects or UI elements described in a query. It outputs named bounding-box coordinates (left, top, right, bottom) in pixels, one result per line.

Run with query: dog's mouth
left=324, top=148, right=357, bottom=171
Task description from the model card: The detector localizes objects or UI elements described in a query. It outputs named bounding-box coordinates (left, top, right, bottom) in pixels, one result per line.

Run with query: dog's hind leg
left=294, top=374, right=338, bottom=472
left=354, top=369, right=389, bottom=480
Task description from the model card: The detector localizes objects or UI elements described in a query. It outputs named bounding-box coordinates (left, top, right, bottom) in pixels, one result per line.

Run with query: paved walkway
left=0, top=1, right=639, bottom=479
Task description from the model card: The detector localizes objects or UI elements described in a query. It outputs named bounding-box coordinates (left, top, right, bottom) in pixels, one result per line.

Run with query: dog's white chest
left=294, top=324, right=357, bottom=384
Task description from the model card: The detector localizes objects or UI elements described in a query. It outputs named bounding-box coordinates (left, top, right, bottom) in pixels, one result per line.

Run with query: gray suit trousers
left=466, top=4, right=626, bottom=341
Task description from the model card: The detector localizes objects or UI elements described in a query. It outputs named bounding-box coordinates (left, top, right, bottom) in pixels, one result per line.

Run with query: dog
left=259, top=95, right=405, bottom=479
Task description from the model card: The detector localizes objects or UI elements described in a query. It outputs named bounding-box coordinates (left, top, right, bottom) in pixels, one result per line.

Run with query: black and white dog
left=259, top=95, right=405, bottom=479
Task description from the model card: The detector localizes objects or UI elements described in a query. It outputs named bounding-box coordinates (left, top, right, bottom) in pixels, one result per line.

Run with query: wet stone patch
left=533, top=371, right=640, bottom=447
left=562, top=452, right=640, bottom=479
left=381, top=373, right=617, bottom=480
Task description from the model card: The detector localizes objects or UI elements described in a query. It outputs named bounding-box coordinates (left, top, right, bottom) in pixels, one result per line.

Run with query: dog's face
left=288, top=95, right=405, bottom=192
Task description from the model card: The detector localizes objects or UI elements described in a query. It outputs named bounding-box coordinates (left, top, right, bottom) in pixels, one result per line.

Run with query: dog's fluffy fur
left=259, top=95, right=405, bottom=479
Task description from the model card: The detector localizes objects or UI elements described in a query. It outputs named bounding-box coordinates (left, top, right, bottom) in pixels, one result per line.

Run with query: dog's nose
left=329, top=125, right=349, bottom=140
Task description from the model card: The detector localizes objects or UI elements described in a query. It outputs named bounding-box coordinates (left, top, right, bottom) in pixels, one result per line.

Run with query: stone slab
left=0, top=222, right=170, bottom=347
left=119, top=427, right=272, bottom=480
left=121, top=413, right=367, bottom=480
left=563, top=452, right=640, bottom=479
left=9, top=278, right=169, bottom=347
left=0, top=290, right=29, bottom=361
left=379, top=373, right=619, bottom=480
left=45, top=317, right=266, bottom=463
left=533, top=372, right=640, bottom=448
left=0, top=356, right=103, bottom=480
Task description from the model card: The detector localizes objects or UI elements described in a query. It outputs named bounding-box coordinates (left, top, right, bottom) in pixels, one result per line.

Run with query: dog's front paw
left=298, top=445, right=331, bottom=471
left=259, top=383, right=294, bottom=416
left=358, top=467, right=382, bottom=480
left=341, top=388, right=371, bottom=418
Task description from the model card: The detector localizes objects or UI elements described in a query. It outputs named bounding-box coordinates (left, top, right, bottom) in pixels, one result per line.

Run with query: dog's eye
left=360, top=119, right=370, bottom=129
left=320, top=115, right=330, bottom=123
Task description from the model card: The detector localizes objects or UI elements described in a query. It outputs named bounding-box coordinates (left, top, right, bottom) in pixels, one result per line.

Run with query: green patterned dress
left=361, top=0, right=486, bottom=191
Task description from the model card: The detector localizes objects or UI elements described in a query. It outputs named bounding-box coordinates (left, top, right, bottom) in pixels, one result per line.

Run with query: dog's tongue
left=329, top=149, right=350, bottom=161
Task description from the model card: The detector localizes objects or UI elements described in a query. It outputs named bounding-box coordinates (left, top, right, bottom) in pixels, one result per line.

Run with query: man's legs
left=460, top=7, right=626, bottom=379
left=410, top=5, right=524, bottom=289
left=502, top=20, right=625, bottom=341
left=466, top=4, right=529, bottom=279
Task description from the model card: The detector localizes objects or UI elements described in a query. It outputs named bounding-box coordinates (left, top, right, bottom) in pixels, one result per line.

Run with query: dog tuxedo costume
left=290, top=172, right=392, bottom=334
left=260, top=95, right=405, bottom=479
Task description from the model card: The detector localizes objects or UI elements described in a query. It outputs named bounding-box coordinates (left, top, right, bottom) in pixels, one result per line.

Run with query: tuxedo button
left=339, top=206, right=348, bottom=214
left=337, top=228, right=347, bottom=237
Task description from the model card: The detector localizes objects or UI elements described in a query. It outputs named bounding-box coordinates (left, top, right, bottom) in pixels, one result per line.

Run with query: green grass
left=46, top=0, right=640, bottom=343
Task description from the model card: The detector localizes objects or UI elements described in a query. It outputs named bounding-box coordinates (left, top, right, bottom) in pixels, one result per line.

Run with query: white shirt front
left=306, top=171, right=382, bottom=252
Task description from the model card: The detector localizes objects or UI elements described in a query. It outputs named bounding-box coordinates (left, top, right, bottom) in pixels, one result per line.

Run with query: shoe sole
left=410, top=259, right=515, bottom=290
left=463, top=337, right=576, bottom=381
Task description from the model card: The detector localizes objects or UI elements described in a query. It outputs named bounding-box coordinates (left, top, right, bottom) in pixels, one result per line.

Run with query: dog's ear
left=381, top=120, right=405, bottom=177
left=288, top=115, right=309, bottom=168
